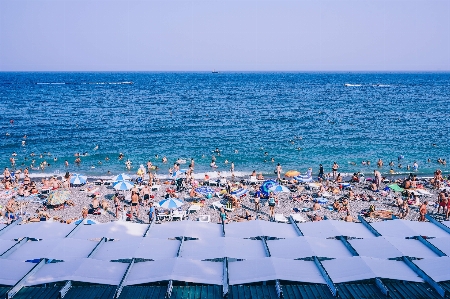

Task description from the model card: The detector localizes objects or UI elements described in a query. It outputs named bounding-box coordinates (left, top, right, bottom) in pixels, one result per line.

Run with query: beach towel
left=388, top=184, right=404, bottom=192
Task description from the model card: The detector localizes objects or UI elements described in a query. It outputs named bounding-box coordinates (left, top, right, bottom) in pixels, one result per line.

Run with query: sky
left=0, top=0, right=449, bottom=71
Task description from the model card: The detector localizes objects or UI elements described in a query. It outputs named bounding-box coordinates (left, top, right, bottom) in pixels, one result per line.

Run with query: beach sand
left=0, top=174, right=442, bottom=225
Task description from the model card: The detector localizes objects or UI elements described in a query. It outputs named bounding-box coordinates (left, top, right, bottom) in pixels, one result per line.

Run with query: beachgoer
left=377, top=159, right=383, bottom=167
left=131, top=191, right=139, bottom=218
left=276, top=163, right=282, bottom=181
left=318, top=164, right=324, bottom=180
left=148, top=202, right=155, bottom=223
left=218, top=207, right=228, bottom=224
left=268, top=192, right=276, bottom=220
left=419, top=201, right=428, bottom=222
left=343, top=211, right=353, bottom=222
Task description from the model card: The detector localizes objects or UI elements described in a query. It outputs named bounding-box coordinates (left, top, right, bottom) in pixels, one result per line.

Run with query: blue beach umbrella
left=113, top=180, right=134, bottom=191
left=231, top=188, right=248, bottom=197
left=70, top=174, right=87, bottom=185
left=269, top=185, right=290, bottom=193
left=171, top=169, right=186, bottom=178
left=260, top=180, right=278, bottom=196
left=158, top=198, right=184, bottom=209
left=195, top=186, right=214, bottom=195
left=113, top=173, right=131, bottom=182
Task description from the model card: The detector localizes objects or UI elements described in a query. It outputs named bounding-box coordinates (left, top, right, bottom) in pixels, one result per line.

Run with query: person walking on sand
left=276, top=163, right=282, bottom=181
left=131, top=191, right=139, bottom=218
left=268, top=192, right=277, bottom=221
left=148, top=202, right=155, bottom=223
left=374, top=170, right=382, bottom=189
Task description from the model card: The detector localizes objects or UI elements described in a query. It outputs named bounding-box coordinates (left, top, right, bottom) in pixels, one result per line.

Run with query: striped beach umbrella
left=113, top=180, right=134, bottom=191
left=113, top=173, right=131, bottom=182
left=158, top=198, right=184, bottom=209
left=195, top=186, right=214, bottom=195
left=260, top=180, right=278, bottom=196
left=70, top=174, right=87, bottom=185
left=231, top=188, right=248, bottom=197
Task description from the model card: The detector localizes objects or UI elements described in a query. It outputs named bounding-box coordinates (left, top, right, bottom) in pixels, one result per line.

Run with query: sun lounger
left=274, top=214, right=288, bottom=223
left=198, top=215, right=211, bottom=222
left=188, top=205, right=201, bottom=213
left=212, top=201, right=224, bottom=210
left=171, top=210, right=186, bottom=221
left=290, top=214, right=307, bottom=223
left=151, top=185, right=161, bottom=191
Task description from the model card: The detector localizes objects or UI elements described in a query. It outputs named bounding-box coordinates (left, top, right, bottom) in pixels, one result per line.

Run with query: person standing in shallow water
left=276, top=163, right=282, bottom=181
left=332, top=162, right=339, bottom=179
left=318, top=164, right=324, bottom=181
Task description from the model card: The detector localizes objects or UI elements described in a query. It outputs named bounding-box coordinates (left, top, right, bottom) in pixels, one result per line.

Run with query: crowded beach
left=1, top=156, right=449, bottom=226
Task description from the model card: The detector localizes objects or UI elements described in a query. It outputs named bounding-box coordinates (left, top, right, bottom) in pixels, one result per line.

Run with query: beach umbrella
left=269, top=185, right=291, bottom=193
left=171, top=169, right=186, bottom=178
left=195, top=186, right=214, bottom=195
left=285, top=170, right=300, bottom=178
left=74, top=219, right=97, bottom=225
left=231, top=188, right=248, bottom=197
left=47, top=190, right=70, bottom=205
left=388, top=184, right=404, bottom=192
left=158, top=198, right=184, bottom=209
left=113, top=180, right=134, bottom=191
left=260, top=180, right=278, bottom=196
left=113, top=173, right=131, bottom=182
left=70, top=174, right=87, bottom=185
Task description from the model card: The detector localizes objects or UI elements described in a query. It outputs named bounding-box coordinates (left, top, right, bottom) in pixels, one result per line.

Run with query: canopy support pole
left=87, top=237, right=106, bottom=258
left=337, top=235, right=359, bottom=256
left=260, top=237, right=283, bottom=298
left=402, top=256, right=446, bottom=298
left=65, top=219, right=85, bottom=238
left=114, top=258, right=135, bottom=299
left=143, top=217, right=155, bottom=237
left=357, top=215, right=382, bottom=237
left=0, top=237, right=28, bottom=258
left=374, top=277, right=389, bottom=297
left=223, top=257, right=229, bottom=298
left=288, top=216, right=304, bottom=236
left=313, top=256, right=338, bottom=297
left=425, top=215, right=450, bottom=235
left=7, top=258, right=46, bottom=299
left=59, top=280, right=72, bottom=298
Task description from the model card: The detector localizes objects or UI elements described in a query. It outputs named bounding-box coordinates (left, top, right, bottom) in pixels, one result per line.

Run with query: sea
left=0, top=72, right=449, bottom=180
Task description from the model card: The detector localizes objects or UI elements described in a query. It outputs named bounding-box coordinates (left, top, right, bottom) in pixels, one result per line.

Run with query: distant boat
left=212, top=69, right=219, bottom=74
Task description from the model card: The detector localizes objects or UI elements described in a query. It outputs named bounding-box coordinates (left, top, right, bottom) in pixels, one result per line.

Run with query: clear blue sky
left=0, top=0, right=449, bottom=71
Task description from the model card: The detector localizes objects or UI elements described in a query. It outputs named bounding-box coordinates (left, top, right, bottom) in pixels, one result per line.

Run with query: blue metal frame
left=357, top=215, right=382, bottom=237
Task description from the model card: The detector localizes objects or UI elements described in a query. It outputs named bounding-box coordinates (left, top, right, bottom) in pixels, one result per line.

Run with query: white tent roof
left=383, top=236, right=438, bottom=258
left=304, top=237, right=354, bottom=258
left=148, top=221, right=223, bottom=239
left=322, top=257, right=376, bottom=283
left=126, top=258, right=223, bottom=286
left=0, top=239, right=18, bottom=255
left=25, top=258, right=128, bottom=286
left=361, top=257, right=423, bottom=282
left=70, top=222, right=147, bottom=240
left=0, top=260, right=35, bottom=286
left=228, top=257, right=326, bottom=285
left=349, top=238, right=402, bottom=259
left=370, top=220, right=418, bottom=238
left=91, top=237, right=180, bottom=261
left=326, top=220, right=375, bottom=238
left=267, top=238, right=315, bottom=259
left=428, top=237, right=450, bottom=256
left=397, top=220, right=449, bottom=238
left=297, top=221, right=341, bottom=238
left=6, top=238, right=97, bottom=261
left=413, top=257, right=450, bottom=282
left=181, top=238, right=266, bottom=260
left=0, top=222, right=73, bottom=240
left=225, top=220, right=298, bottom=238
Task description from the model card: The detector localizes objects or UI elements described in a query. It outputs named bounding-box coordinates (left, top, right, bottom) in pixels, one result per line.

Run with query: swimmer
left=224, top=159, right=229, bottom=164
left=93, top=145, right=99, bottom=151
left=5, top=133, right=10, bottom=136
left=264, top=152, right=268, bottom=156
left=297, top=147, right=301, bottom=150
left=162, top=156, right=168, bottom=163
left=234, top=149, right=238, bottom=154
left=53, top=157, right=57, bottom=162
left=118, top=153, right=124, bottom=160
left=12, top=152, right=17, bottom=156
left=271, top=157, right=275, bottom=162
left=105, top=156, right=110, bottom=161
left=23, top=135, right=27, bottom=139
left=64, top=160, right=69, bottom=167
left=21, top=140, right=25, bottom=146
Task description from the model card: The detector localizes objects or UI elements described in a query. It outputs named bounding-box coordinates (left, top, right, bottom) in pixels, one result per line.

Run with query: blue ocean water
left=0, top=72, right=449, bottom=178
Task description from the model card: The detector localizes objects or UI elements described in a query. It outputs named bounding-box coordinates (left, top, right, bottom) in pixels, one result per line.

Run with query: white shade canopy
left=0, top=222, right=74, bottom=240
left=361, top=257, right=422, bottom=282
left=321, top=257, right=376, bottom=283
left=0, top=260, right=35, bottom=286
left=413, top=257, right=450, bottom=282
left=70, top=222, right=148, bottom=240
left=349, top=237, right=403, bottom=259
left=225, top=220, right=298, bottom=238
left=147, top=221, right=223, bottom=239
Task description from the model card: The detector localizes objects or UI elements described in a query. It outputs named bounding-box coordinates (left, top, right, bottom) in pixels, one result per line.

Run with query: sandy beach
left=1, top=171, right=446, bottom=226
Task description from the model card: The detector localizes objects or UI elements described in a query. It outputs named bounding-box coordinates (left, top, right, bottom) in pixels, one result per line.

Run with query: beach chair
left=290, top=214, right=307, bottom=223
left=274, top=214, right=288, bottom=223
left=151, top=184, right=161, bottom=191
left=188, top=204, right=201, bottom=213
left=198, top=215, right=211, bottom=222
left=171, top=210, right=186, bottom=221
left=246, top=176, right=258, bottom=185
left=219, top=178, right=227, bottom=187
left=211, top=201, right=224, bottom=210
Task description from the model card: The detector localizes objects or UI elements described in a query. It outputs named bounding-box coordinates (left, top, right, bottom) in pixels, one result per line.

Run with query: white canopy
left=326, top=220, right=375, bottom=238
left=304, top=237, right=354, bottom=258
left=428, top=237, right=450, bottom=256
left=225, top=220, right=298, bottom=238
left=383, top=236, right=439, bottom=258
left=399, top=220, right=450, bottom=238
left=321, top=257, right=376, bottom=283
left=228, top=257, right=325, bottom=285
left=91, top=237, right=180, bottom=261
left=147, top=221, right=223, bottom=239
left=0, top=239, right=19, bottom=255
left=413, top=257, right=450, bottom=282
left=297, top=221, right=341, bottom=238
left=0, top=260, right=35, bottom=286
left=361, top=257, right=423, bottom=282
left=370, top=220, right=419, bottom=238
left=267, top=238, right=315, bottom=259
left=181, top=238, right=266, bottom=260
left=6, top=238, right=97, bottom=261
left=349, top=238, right=402, bottom=259
left=25, top=258, right=128, bottom=286
left=125, top=258, right=223, bottom=286
left=0, top=222, right=73, bottom=240
left=70, top=222, right=147, bottom=240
